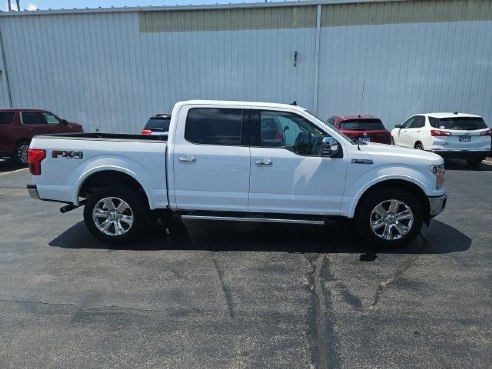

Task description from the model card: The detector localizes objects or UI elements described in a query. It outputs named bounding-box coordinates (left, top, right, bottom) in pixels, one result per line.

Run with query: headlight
left=430, top=164, right=445, bottom=190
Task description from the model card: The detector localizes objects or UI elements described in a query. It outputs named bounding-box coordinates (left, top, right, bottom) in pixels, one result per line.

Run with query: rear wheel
left=355, top=188, right=423, bottom=247
left=13, top=141, right=30, bottom=165
left=83, top=186, right=150, bottom=244
left=414, top=142, right=424, bottom=150
left=390, top=137, right=395, bottom=145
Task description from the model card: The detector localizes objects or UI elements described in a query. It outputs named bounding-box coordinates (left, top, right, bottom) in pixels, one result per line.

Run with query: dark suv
left=0, top=109, right=83, bottom=164
left=327, top=115, right=391, bottom=144
left=141, top=114, right=171, bottom=136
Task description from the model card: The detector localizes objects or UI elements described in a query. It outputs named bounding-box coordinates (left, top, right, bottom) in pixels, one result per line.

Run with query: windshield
left=145, top=117, right=170, bottom=131
left=429, top=117, right=487, bottom=130
left=340, top=119, right=385, bottom=131
left=304, top=110, right=356, bottom=144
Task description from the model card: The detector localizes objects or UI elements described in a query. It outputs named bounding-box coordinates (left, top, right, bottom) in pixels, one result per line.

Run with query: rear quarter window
left=0, top=112, right=14, bottom=125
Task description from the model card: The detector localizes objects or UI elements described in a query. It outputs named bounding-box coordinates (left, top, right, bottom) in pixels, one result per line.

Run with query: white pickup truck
left=27, top=100, right=447, bottom=247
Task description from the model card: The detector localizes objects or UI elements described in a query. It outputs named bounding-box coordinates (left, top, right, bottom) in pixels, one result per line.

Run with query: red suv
left=0, top=109, right=83, bottom=164
left=327, top=115, right=391, bottom=144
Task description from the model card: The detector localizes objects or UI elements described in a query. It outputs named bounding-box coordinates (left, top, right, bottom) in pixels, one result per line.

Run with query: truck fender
left=345, top=170, right=431, bottom=219
left=70, top=156, right=155, bottom=209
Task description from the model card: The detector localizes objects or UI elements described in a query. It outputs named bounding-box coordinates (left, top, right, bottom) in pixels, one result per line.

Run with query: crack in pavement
left=0, top=298, right=161, bottom=314
left=212, top=257, right=234, bottom=318
left=370, top=234, right=431, bottom=310
left=306, top=254, right=340, bottom=369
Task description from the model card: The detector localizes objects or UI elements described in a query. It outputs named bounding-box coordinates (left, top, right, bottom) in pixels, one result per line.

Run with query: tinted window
left=145, top=117, right=171, bottom=131
left=429, top=117, right=487, bottom=130
left=22, top=112, right=46, bottom=125
left=410, top=116, right=425, bottom=128
left=185, top=108, right=242, bottom=146
left=340, top=119, right=385, bottom=130
left=258, top=110, right=325, bottom=155
left=0, top=112, right=14, bottom=125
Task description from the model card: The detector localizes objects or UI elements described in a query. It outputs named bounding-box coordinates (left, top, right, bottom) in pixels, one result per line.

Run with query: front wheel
left=83, top=186, right=150, bottom=244
left=355, top=189, right=423, bottom=247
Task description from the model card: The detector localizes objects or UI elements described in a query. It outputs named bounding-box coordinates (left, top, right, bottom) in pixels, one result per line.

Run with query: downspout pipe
left=313, top=4, right=321, bottom=114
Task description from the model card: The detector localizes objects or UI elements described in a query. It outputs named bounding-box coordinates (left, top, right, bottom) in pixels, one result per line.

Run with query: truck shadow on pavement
left=444, top=159, right=492, bottom=171
left=49, top=218, right=471, bottom=258
left=0, top=159, right=24, bottom=174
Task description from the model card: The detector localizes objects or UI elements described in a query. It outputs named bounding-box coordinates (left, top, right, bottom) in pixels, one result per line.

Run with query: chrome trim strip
left=181, top=215, right=325, bottom=225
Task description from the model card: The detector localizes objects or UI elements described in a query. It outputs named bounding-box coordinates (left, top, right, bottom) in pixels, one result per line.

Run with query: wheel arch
left=77, top=169, right=151, bottom=208
left=352, top=179, right=430, bottom=222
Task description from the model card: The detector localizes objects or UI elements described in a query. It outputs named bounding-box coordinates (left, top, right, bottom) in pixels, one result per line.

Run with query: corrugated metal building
left=0, top=0, right=491, bottom=133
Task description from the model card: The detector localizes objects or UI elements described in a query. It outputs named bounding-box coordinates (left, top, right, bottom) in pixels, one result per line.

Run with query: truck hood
left=358, top=142, right=443, bottom=164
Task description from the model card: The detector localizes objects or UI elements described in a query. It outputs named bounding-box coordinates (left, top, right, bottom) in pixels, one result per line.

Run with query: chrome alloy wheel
left=369, top=199, right=414, bottom=240
left=18, top=143, right=29, bottom=164
left=92, top=197, right=134, bottom=236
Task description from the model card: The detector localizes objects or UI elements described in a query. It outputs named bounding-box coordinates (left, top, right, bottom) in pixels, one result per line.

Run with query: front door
left=171, top=107, right=251, bottom=212
left=249, top=110, right=348, bottom=215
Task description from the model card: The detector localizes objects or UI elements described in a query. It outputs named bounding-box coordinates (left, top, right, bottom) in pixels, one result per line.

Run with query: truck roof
left=179, top=99, right=307, bottom=112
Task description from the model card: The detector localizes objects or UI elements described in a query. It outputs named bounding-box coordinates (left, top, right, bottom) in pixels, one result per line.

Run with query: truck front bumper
left=428, top=194, right=447, bottom=217
left=27, top=184, right=40, bottom=200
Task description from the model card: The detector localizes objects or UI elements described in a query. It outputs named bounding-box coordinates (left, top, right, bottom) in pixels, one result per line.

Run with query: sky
left=2, top=0, right=285, bottom=11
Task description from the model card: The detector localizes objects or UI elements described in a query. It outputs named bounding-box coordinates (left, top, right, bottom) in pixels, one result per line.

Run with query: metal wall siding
left=322, top=0, right=492, bottom=26
left=0, top=0, right=491, bottom=133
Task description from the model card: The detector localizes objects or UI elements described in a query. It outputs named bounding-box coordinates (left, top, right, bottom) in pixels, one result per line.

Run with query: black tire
left=390, top=137, right=395, bottom=145
left=83, top=186, right=150, bottom=244
left=355, top=188, right=423, bottom=248
left=13, top=141, right=30, bottom=165
left=414, top=142, right=424, bottom=150
left=466, top=157, right=484, bottom=167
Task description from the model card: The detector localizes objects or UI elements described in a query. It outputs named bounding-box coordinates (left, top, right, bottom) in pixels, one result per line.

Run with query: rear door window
left=429, top=117, right=487, bottom=130
left=185, top=108, right=244, bottom=146
left=0, top=112, right=14, bottom=125
left=22, top=112, right=47, bottom=125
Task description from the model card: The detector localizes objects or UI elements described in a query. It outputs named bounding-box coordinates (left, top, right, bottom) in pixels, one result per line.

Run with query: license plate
left=359, top=137, right=370, bottom=143
left=459, top=136, right=471, bottom=142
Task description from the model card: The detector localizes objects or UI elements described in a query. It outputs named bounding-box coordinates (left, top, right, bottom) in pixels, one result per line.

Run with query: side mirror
left=320, top=136, right=340, bottom=158
left=394, top=124, right=402, bottom=129
left=60, top=119, right=68, bottom=126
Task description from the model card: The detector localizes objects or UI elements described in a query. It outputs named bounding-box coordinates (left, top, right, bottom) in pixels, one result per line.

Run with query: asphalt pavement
left=0, top=159, right=490, bottom=369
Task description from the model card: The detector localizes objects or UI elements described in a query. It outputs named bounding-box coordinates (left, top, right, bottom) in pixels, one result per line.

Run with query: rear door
left=20, top=111, right=52, bottom=137
left=170, top=106, right=251, bottom=211
left=430, top=116, right=490, bottom=151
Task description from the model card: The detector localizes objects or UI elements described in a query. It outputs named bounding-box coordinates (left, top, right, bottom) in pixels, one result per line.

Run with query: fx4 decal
left=52, top=150, right=84, bottom=159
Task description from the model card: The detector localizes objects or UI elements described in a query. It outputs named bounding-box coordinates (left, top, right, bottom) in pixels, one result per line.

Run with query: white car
left=391, top=113, right=491, bottom=166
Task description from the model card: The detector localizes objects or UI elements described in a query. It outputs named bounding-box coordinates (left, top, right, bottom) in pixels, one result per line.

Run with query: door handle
left=255, top=158, right=272, bottom=166
left=178, top=155, right=196, bottom=163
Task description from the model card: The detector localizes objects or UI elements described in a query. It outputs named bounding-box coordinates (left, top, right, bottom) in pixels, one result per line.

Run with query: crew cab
left=0, top=109, right=83, bottom=164
left=27, top=100, right=447, bottom=247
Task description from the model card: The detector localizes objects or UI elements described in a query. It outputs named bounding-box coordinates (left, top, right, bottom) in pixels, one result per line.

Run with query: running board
left=180, top=215, right=325, bottom=225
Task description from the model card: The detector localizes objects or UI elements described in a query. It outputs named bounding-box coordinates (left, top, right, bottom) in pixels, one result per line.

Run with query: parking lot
left=0, top=159, right=490, bottom=369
